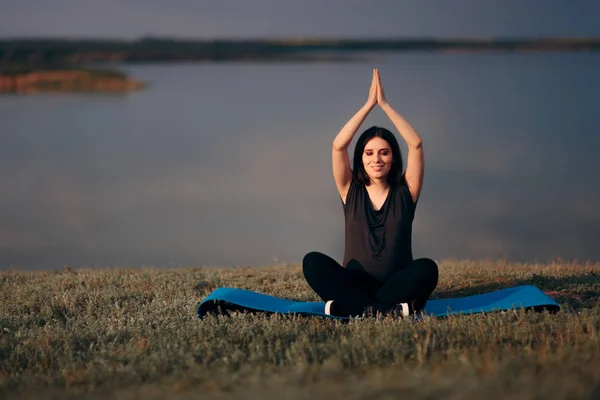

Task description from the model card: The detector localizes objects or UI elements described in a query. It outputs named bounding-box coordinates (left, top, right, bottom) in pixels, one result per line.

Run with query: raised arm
left=332, top=69, right=378, bottom=203
left=376, top=69, right=424, bottom=203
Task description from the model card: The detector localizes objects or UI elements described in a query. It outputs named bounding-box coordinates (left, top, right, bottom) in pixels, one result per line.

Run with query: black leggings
left=302, top=251, right=439, bottom=317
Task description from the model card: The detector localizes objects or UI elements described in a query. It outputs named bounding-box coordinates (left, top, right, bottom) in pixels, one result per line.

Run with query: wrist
left=379, top=101, right=391, bottom=111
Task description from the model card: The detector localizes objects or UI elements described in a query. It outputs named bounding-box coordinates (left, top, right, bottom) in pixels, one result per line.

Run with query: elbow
left=332, top=142, right=347, bottom=152
left=410, top=140, right=423, bottom=150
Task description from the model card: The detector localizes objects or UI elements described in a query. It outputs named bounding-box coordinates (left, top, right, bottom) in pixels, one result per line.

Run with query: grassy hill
left=1, top=260, right=599, bottom=399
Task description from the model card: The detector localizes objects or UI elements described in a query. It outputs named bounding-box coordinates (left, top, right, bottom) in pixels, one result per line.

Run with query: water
left=1, top=52, right=599, bottom=269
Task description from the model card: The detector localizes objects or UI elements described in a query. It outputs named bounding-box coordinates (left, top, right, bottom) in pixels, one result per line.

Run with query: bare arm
left=333, top=70, right=377, bottom=203
left=377, top=70, right=424, bottom=203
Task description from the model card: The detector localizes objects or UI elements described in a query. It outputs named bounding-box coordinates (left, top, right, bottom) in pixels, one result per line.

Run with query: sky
left=1, top=0, right=600, bottom=39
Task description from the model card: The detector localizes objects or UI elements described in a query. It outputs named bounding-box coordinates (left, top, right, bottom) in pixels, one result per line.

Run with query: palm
left=366, top=69, right=377, bottom=108
left=376, top=70, right=387, bottom=105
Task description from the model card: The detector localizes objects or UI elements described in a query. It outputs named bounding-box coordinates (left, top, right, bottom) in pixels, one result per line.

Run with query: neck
left=368, top=178, right=389, bottom=191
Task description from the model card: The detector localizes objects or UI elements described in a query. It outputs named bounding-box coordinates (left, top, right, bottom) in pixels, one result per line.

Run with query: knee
left=302, top=251, right=324, bottom=277
left=417, top=258, right=439, bottom=283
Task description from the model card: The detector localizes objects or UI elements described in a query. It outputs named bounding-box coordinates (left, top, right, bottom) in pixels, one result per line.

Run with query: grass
left=1, top=260, right=600, bottom=399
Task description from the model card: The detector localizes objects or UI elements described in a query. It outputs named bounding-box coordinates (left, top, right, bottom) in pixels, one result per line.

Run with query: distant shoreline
left=2, top=36, right=597, bottom=93
left=0, top=64, right=145, bottom=94
left=1, top=37, right=599, bottom=65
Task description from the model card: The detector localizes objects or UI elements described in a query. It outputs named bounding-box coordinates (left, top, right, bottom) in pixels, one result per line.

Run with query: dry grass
left=1, top=260, right=600, bottom=399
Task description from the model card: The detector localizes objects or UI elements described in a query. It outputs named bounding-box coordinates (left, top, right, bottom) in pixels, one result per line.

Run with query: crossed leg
left=302, top=251, right=439, bottom=317
left=302, top=251, right=386, bottom=316
left=374, top=257, right=439, bottom=312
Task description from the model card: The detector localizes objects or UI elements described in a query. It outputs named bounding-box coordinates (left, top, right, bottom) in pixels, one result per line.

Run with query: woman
left=302, top=68, right=439, bottom=318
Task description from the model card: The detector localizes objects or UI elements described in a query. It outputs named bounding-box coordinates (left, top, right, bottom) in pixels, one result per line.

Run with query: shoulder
left=396, top=174, right=418, bottom=211
left=341, top=178, right=363, bottom=210
left=346, top=178, right=362, bottom=200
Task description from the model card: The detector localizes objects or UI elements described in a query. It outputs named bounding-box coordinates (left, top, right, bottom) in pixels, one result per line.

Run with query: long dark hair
left=352, top=126, right=404, bottom=186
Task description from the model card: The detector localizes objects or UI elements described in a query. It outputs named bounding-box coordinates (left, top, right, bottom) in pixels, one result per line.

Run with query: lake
left=1, top=52, right=599, bottom=269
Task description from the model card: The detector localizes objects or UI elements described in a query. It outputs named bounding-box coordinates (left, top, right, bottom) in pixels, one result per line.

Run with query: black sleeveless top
left=341, top=175, right=417, bottom=281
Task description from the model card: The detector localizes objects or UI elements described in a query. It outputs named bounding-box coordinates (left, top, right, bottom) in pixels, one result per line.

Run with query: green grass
left=1, top=260, right=600, bottom=399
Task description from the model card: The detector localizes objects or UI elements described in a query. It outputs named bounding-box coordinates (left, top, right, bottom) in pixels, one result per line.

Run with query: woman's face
left=362, top=137, right=393, bottom=182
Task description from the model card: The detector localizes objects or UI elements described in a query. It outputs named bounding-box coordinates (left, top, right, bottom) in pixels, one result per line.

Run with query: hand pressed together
left=366, top=68, right=389, bottom=109
left=365, top=68, right=378, bottom=109
left=375, top=69, right=388, bottom=107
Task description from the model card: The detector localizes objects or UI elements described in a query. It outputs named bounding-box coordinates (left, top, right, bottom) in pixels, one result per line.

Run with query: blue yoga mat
left=197, top=285, right=559, bottom=319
